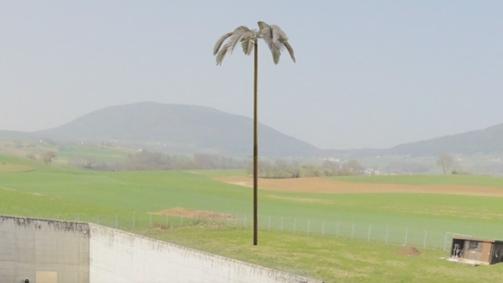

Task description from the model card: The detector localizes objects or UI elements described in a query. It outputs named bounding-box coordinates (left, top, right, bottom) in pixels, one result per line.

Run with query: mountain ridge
left=2, top=102, right=503, bottom=157
left=388, top=123, right=503, bottom=156
left=28, top=102, right=320, bottom=157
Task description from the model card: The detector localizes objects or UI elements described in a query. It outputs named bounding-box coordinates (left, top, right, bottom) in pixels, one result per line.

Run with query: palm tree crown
left=213, top=21, right=295, bottom=65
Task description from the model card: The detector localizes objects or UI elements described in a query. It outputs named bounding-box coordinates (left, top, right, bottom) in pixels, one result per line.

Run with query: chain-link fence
left=14, top=212, right=501, bottom=252
left=231, top=215, right=501, bottom=251
left=249, top=215, right=464, bottom=250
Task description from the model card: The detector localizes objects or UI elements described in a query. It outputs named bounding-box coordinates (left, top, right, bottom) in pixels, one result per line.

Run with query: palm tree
left=214, top=21, right=295, bottom=246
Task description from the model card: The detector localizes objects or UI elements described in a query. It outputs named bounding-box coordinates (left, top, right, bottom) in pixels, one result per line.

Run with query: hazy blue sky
left=1, top=1, right=502, bottom=149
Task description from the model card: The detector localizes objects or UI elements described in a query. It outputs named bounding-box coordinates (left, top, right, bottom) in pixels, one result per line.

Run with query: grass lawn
left=56, top=144, right=131, bottom=163
left=144, top=225, right=503, bottom=283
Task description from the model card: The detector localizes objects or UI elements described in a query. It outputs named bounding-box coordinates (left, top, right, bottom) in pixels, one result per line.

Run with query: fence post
left=443, top=232, right=448, bottom=251
left=132, top=212, right=136, bottom=229
left=423, top=231, right=428, bottom=249
left=385, top=225, right=389, bottom=245
left=367, top=224, right=372, bottom=242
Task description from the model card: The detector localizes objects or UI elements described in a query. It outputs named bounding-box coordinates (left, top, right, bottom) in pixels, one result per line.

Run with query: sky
left=1, top=0, right=502, bottom=149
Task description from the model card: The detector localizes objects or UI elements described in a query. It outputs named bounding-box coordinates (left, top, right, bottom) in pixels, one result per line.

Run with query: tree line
left=71, top=150, right=247, bottom=171
left=251, top=159, right=365, bottom=178
left=69, top=150, right=366, bottom=177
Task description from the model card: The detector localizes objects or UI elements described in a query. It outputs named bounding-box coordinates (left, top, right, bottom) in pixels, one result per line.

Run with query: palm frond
left=215, top=22, right=295, bottom=65
left=216, top=41, right=232, bottom=65
left=228, top=27, right=252, bottom=54
left=258, top=21, right=281, bottom=64
left=257, top=21, right=273, bottom=48
left=257, top=21, right=268, bottom=30
left=259, top=22, right=295, bottom=64
left=271, top=47, right=281, bottom=64
left=213, top=32, right=233, bottom=55
left=271, top=25, right=283, bottom=49
left=282, top=41, right=296, bottom=63
left=271, top=25, right=288, bottom=41
left=241, top=37, right=255, bottom=55
left=214, top=26, right=256, bottom=64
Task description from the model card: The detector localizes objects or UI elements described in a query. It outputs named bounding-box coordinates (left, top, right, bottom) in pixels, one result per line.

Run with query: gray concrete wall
left=89, top=224, right=320, bottom=283
left=0, top=216, right=90, bottom=283
left=0, top=216, right=321, bottom=283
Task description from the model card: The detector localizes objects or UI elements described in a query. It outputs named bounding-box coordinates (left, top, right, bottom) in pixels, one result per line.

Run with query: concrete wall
left=0, top=216, right=321, bottom=283
left=0, top=216, right=90, bottom=283
left=89, top=224, right=318, bottom=283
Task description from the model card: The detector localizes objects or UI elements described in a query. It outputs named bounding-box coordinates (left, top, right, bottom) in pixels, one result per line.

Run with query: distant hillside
left=389, top=124, right=503, bottom=156
left=33, top=102, right=320, bottom=157
left=5, top=102, right=503, bottom=158
left=0, top=130, right=35, bottom=140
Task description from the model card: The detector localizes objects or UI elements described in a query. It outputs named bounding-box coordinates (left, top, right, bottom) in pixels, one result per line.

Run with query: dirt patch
left=266, top=194, right=335, bottom=205
left=0, top=164, right=33, bottom=173
left=399, top=246, right=421, bottom=257
left=0, top=186, right=16, bottom=192
left=216, top=176, right=503, bottom=197
left=150, top=207, right=233, bottom=221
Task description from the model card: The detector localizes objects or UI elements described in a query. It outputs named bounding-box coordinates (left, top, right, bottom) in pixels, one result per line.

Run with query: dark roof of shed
left=453, top=236, right=503, bottom=244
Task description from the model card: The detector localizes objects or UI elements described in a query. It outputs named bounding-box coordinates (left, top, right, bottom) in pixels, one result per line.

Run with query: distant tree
left=26, top=153, right=37, bottom=161
left=385, top=161, right=430, bottom=174
left=321, top=160, right=341, bottom=176
left=41, top=151, right=57, bottom=165
left=193, top=154, right=217, bottom=169
left=340, top=160, right=364, bottom=176
left=252, top=159, right=366, bottom=178
left=126, top=150, right=175, bottom=170
left=299, top=164, right=318, bottom=177
left=437, top=154, right=455, bottom=174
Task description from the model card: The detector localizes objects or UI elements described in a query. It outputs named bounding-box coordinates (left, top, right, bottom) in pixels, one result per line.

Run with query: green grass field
left=0, top=140, right=131, bottom=166
left=56, top=144, right=131, bottom=163
left=1, top=154, right=503, bottom=282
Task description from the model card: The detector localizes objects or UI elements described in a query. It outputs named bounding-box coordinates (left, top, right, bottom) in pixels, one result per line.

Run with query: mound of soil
left=399, top=246, right=421, bottom=257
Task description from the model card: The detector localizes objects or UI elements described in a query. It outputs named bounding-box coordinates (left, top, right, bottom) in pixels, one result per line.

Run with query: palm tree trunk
left=253, top=40, right=258, bottom=246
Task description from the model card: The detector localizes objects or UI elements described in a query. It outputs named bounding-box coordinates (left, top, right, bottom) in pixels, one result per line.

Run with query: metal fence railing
left=7, top=212, right=500, bottom=252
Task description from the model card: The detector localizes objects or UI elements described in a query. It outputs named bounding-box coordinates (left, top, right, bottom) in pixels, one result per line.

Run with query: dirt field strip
left=216, top=176, right=503, bottom=197
left=0, top=164, right=33, bottom=173
left=0, top=186, right=16, bottom=191
left=150, top=207, right=234, bottom=221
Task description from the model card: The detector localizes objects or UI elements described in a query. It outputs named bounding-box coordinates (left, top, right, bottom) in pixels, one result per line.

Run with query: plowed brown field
left=216, top=176, right=503, bottom=197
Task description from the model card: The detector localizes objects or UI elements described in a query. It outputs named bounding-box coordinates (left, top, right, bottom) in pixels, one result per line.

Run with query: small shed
left=448, top=236, right=503, bottom=265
